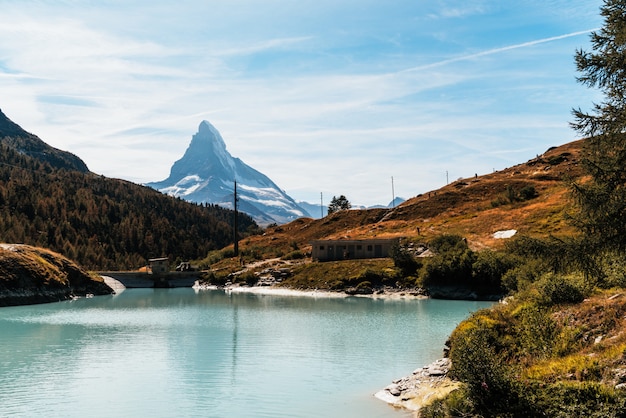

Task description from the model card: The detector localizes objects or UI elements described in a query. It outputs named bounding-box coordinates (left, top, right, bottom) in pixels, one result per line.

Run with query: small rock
left=428, top=366, right=446, bottom=376
left=387, top=384, right=402, bottom=397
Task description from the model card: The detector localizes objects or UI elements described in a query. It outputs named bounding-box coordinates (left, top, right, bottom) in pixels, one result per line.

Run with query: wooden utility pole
left=233, top=181, right=239, bottom=257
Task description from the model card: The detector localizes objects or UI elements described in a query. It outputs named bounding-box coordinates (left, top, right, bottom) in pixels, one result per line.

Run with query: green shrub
left=202, top=271, right=229, bottom=286
left=449, top=319, right=527, bottom=415
left=419, top=386, right=475, bottom=418
left=429, top=234, right=467, bottom=254
left=472, top=249, right=518, bottom=289
left=491, top=184, right=538, bottom=207
left=513, top=303, right=556, bottom=361
left=531, top=381, right=626, bottom=417
left=491, top=196, right=508, bottom=207
left=389, top=242, right=420, bottom=276
left=241, top=246, right=264, bottom=261
left=598, top=255, right=626, bottom=288
left=355, top=269, right=388, bottom=287
left=519, top=185, right=538, bottom=200
left=535, top=273, right=587, bottom=306
left=328, top=279, right=346, bottom=290
left=220, top=248, right=236, bottom=259
left=506, top=184, right=517, bottom=203
left=419, top=236, right=475, bottom=286
left=501, top=259, right=544, bottom=293
left=234, top=271, right=259, bottom=286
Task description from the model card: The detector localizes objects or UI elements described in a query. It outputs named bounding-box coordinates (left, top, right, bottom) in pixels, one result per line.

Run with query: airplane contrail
left=401, top=28, right=598, bottom=73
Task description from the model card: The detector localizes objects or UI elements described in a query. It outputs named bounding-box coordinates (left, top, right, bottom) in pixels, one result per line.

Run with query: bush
left=234, top=271, right=259, bottom=287
left=472, top=249, right=518, bottom=289
left=501, top=259, right=544, bottom=293
left=389, top=242, right=420, bottom=276
left=532, top=382, right=626, bottom=417
left=355, top=269, right=386, bottom=287
left=428, top=234, right=467, bottom=254
left=419, top=386, right=475, bottom=418
left=491, top=195, right=508, bottom=207
left=519, top=185, right=538, bottom=200
left=535, top=273, right=587, bottom=306
left=598, top=255, right=626, bottom=288
left=202, top=271, right=228, bottom=286
left=512, top=303, right=556, bottom=361
left=419, top=238, right=475, bottom=286
left=449, top=318, right=526, bottom=415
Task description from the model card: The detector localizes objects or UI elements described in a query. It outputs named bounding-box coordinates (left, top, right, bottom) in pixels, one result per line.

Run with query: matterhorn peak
left=187, top=120, right=232, bottom=168
left=196, top=120, right=226, bottom=148
left=146, top=121, right=310, bottom=225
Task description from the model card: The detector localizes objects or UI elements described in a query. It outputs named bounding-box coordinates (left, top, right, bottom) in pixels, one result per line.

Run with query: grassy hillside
left=217, top=139, right=582, bottom=262
left=0, top=244, right=112, bottom=306
left=197, top=139, right=583, bottom=302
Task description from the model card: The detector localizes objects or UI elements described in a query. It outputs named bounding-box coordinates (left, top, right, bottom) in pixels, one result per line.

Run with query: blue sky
left=0, top=0, right=603, bottom=207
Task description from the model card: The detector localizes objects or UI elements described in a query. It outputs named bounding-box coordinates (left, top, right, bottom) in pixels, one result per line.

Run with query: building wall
left=310, top=239, right=399, bottom=262
left=149, top=258, right=169, bottom=274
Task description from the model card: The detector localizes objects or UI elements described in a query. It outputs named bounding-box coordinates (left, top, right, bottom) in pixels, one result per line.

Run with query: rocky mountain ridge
left=147, top=121, right=310, bottom=226
left=0, top=109, right=88, bottom=173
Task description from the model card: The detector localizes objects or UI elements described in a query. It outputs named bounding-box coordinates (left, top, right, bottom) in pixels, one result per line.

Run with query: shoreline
left=374, top=358, right=460, bottom=413
left=193, top=282, right=430, bottom=300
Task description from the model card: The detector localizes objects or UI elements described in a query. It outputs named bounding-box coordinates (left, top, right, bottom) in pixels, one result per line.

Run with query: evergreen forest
left=0, top=143, right=258, bottom=270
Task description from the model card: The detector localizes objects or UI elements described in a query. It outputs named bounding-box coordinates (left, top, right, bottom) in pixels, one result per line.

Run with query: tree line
left=0, top=143, right=259, bottom=270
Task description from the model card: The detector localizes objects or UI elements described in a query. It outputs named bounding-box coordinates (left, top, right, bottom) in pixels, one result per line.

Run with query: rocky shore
left=0, top=244, right=113, bottom=307
left=375, top=358, right=460, bottom=413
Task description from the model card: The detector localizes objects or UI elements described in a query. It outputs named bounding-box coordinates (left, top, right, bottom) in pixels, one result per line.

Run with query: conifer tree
left=327, top=195, right=351, bottom=215
left=571, top=0, right=626, bottom=258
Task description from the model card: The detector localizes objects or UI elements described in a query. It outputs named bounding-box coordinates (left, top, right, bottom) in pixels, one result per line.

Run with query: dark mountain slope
left=0, top=111, right=258, bottom=270
left=0, top=109, right=89, bottom=173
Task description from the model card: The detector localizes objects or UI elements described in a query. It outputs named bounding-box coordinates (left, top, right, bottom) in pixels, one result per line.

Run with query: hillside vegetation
left=195, top=139, right=583, bottom=305
left=209, top=139, right=582, bottom=267
left=0, top=144, right=258, bottom=270
left=0, top=244, right=112, bottom=306
left=0, top=111, right=259, bottom=270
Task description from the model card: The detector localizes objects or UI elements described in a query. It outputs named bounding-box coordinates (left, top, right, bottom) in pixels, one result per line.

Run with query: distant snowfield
left=493, top=229, right=517, bottom=239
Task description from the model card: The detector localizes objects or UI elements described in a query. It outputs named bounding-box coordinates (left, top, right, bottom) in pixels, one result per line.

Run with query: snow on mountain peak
left=146, top=121, right=310, bottom=225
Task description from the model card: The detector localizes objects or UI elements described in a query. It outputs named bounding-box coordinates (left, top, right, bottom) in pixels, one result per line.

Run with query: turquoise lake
left=0, top=288, right=492, bottom=417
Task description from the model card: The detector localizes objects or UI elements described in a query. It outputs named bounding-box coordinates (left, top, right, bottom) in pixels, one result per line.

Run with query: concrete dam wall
left=98, top=271, right=201, bottom=289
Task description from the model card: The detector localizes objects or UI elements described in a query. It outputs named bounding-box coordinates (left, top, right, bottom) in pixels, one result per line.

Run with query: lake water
left=0, top=288, right=492, bottom=418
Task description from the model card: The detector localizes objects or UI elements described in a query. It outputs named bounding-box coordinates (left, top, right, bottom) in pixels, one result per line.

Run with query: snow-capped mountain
left=146, top=121, right=310, bottom=226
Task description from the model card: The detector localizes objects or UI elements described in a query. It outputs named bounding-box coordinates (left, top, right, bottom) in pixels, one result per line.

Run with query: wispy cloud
left=0, top=0, right=604, bottom=206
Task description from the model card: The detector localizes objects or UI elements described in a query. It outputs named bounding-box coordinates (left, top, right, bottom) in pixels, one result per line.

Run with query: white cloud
left=0, top=0, right=604, bottom=207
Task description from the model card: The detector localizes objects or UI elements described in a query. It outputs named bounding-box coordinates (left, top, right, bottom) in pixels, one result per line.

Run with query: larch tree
left=571, top=0, right=626, bottom=265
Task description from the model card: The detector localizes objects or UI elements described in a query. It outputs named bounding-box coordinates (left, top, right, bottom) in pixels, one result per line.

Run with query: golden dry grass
left=235, top=139, right=584, bottom=258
